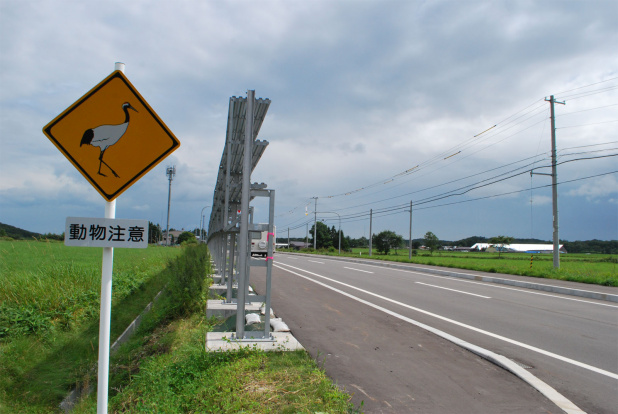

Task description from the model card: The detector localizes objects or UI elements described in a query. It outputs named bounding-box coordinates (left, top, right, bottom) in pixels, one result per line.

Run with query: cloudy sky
left=1, top=0, right=617, bottom=243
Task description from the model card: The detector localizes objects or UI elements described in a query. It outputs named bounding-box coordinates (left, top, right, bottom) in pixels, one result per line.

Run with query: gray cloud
left=1, top=0, right=616, bottom=241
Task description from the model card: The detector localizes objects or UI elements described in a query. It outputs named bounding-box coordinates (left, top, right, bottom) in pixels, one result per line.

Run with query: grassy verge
left=282, top=248, right=617, bottom=287
left=72, top=313, right=356, bottom=413
left=1, top=240, right=356, bottom=413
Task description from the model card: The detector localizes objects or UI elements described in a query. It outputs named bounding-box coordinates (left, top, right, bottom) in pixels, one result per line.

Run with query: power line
left=278, top=82, right=617, bottom=230
left=557, top=119, right=618, bottom=129
left=278, top=154, right=617, bottom=231
left=281, top=170, right=618, bottom=235
left=554, top=76, right=618, bottom=95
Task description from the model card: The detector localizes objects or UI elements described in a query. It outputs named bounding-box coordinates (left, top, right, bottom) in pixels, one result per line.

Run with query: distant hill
left=0, top=222, right=42, bottom=239
left=0, top=222, right=63, bottom=241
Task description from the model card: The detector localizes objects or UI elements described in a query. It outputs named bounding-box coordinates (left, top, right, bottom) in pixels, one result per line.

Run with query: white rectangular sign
left=65, top=217, right=148, bottom=248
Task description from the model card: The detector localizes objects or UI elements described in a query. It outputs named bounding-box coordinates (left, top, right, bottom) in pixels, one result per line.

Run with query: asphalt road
left=250, top=253, right=618, bottom=414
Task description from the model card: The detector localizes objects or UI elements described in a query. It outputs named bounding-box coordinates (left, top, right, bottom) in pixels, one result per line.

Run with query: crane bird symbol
left=80, top=102, right=138, bottom=177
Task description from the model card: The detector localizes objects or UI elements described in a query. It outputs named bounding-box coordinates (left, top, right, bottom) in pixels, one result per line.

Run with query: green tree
left=148, top=222, right=162, bottom=244
left=177, top=231, right=197, bottom=245
left=310, top=221, right=333, bottom=249
left=489, top=235, right=514, bottom=258
left=349, top=236, right=369, bottom=248
left=327, top=225, right=350, bottom=252
left=424, top=231, right=440, bottom=255
left=373, top=230, right=404, bottom=255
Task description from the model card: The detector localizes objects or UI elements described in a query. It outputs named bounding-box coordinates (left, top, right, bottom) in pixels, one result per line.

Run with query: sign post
left=99, top=62, right=120, bottom=414
left=99, top=199, right=115, bottom=414
left=43, top=62, right=180, bottom=413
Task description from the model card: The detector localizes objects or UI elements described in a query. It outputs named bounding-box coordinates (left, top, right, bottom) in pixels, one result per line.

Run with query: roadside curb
left=435, top=328, right=586, bottom=414
left=281, top=252, right=618, bottom=303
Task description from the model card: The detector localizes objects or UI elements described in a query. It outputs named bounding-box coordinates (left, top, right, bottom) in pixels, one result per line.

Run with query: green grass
left=1, top=240, right=357, bottom=413
left=285, top=247, right=618, bottom=286
left=72, top=314, right=356, bottom=414
left=0, top=240, right=183, bottom=412
left=0, top=240, right=182, bottom=338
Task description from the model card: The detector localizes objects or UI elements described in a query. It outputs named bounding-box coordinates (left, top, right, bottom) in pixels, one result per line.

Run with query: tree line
left=278, top=223, right=617, bottom=255
left=2, top=221, right=615, bottom=254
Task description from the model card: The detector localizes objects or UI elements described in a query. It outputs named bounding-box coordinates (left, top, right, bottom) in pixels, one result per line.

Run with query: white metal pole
left=97, top=200, right=115, bottom=414
left=97, top=61, right=123, bottom=414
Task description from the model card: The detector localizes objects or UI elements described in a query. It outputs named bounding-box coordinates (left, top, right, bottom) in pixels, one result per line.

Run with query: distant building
left=289, top=241, right=310, bottom=250
left=162, top=230, right=184, bottom=245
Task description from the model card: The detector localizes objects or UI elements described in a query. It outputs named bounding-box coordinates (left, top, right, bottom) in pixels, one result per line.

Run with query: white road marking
left=308, top=260, right=324, bottom=264
left=275, top=262, right=618, bottom=380
left=415, top=282, right=491, bottom=298
left=343, top=266, right=374, bottom=274
left=341, top=261, right=618, bottom=308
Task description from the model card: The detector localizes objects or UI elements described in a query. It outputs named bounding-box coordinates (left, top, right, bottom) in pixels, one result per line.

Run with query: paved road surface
left=248, top=253, right=618, bottom=413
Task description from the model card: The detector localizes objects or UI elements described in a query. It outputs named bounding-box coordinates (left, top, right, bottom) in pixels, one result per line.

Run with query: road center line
left=415, top=282, right=491, bottom=298
left=308, top=260, right=324, bottom=264
left=343, top=266, right=374, bottom=274
left=275, top=262, right=617, bottom=380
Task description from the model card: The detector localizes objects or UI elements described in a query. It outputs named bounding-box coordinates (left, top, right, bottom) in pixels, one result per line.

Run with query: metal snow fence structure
left=207, top=91, right=275, bottom=340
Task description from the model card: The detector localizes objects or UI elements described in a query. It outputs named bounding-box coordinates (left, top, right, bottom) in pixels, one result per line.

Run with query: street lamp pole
left=165, top=166, right=176, bottom=246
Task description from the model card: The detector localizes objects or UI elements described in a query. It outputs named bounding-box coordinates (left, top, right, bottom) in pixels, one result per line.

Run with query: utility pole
left=547, top=95, right=565, bottom=269
left=532, top=96, right=564, bottom=269
left=312, top=197, right=318, bottom=250
left=165, top=165, right=176, bottom=246
left=408, top=201, right=413, bottom=260
left=369, top=208, right=373, bottom=256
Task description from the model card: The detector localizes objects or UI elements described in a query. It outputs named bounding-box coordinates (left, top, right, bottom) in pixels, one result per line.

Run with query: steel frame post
left=226, top=232, right=236, bottom=302
left=235, top=90, right=254, bottom=339
left=263, top=189, right=275, bottom=338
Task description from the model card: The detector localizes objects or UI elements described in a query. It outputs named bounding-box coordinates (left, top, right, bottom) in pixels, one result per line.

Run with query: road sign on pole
left=43, top=70, right=180, bottom=201
left=43, top=63, right=180, bottom=414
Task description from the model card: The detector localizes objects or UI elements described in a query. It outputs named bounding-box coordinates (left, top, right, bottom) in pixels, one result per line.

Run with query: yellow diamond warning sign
left=43, top=70, right=180, bottom=201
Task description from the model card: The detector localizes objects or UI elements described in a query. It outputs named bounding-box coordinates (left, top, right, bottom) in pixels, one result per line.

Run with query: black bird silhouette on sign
left=80, top=102, right=138, bottom=177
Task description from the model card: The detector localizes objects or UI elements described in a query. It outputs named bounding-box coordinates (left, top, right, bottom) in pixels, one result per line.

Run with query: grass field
left=0, top=240, right=356, bottom=413
left=0, top=239, right=184, bottom=411
left=0, top=239, right=183, bottom=338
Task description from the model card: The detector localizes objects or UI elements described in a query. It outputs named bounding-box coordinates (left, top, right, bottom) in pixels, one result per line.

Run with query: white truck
left=250, top=225, right=276, bottom=257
